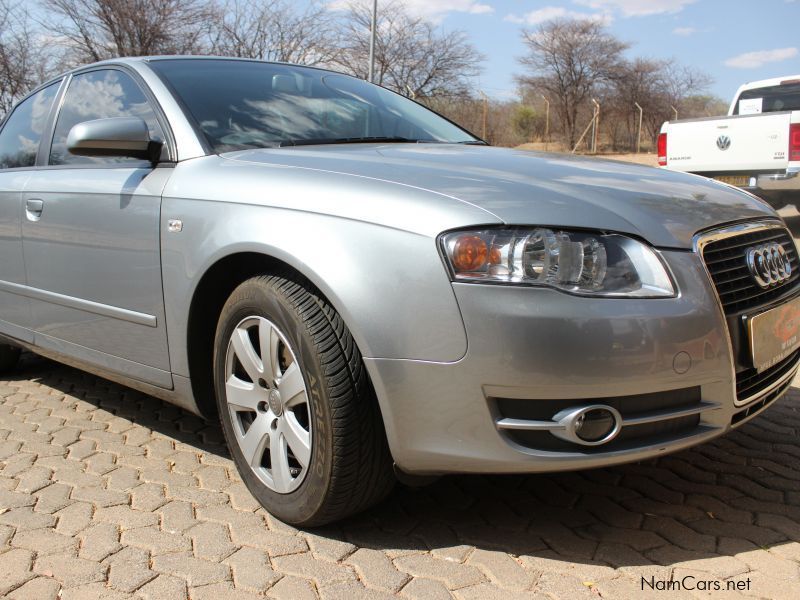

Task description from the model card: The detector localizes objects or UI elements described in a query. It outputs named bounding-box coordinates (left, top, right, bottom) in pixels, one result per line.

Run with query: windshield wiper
left=280, top=136, right=423, bottom=147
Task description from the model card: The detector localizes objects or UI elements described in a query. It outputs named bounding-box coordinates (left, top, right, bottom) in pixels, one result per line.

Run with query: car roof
left=70, top=55, right=345, bottom=77
left=26, top=55, right=352, bottom=99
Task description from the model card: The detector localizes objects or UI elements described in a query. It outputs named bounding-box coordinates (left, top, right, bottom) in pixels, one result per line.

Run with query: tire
left=213, top=275, right=395, bottom=526
left=0, top=344, right=20, bottom=374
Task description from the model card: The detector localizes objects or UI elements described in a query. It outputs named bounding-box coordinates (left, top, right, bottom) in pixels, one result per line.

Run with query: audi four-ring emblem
left=745, top=242, right=792, bottom=289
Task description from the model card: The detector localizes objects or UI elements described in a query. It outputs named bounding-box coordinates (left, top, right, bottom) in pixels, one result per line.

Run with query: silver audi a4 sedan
left=1, top=57, right=799, bottom=525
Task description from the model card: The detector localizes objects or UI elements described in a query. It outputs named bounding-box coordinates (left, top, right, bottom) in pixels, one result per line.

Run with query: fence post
left=479, top=91, right=488, bottom=140
left=571, top=115, right=597, bottom=154
left=541, top=94, right=550, bottom=151
left=591, top=98, right=600, bottom=154
left=634, top=102, right=643, bottom=154
left=368, top=0, right=377, bottom=83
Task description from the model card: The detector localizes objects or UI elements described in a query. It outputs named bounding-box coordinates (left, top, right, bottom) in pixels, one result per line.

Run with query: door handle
left=25, top=199, right=44, bottom=221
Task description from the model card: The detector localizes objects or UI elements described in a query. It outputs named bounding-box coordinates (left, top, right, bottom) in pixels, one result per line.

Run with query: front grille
left=701, top=226, right=799, bottom=315
left=700, top=223, right=800, bottom=405
left=736, top=349, right=800, bottom=401
left=732, top=371, right=794, bottom=426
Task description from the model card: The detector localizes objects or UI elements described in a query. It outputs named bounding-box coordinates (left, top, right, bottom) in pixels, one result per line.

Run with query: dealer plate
left=748, top=296, right=800, bottom=373
left=714, top=175, right=751, bottom=187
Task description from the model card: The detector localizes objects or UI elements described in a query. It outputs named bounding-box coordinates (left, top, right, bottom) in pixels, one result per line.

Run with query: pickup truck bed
left=659, top=76, right=800, bottom=207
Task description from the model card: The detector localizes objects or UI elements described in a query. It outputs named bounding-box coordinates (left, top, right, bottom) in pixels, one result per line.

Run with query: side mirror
left=67, top=117, right=162, bottom=163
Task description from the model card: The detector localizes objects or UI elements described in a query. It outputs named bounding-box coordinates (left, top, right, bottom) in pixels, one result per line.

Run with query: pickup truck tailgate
left=666, top=112, right=790, bottom=173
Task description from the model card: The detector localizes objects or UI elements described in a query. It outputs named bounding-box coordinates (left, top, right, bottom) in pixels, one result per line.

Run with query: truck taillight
left=657, top=133, right=667, bottom=166
left=790, top=123, right=800, bottom=162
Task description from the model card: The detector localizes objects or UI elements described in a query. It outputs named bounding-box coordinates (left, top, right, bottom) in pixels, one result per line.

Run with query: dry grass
left=603, top=152, right=658, bottom=167
left=515, top=144, right=659, bottom=168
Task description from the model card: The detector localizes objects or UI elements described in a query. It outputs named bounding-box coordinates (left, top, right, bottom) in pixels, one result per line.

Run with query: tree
left=517, top=18, right=628, bottom=148
left=606, top=58, right=714, bottom=150
left=331, top=1, right=483, bottom=99
left=0, top=1, right=54, bottom=114
left=42, top=0, right=215, bottom=63
left=209, top=0, right=340, bottom=66
left=510, top=105, right=540, bottom=142
left=608, top=58, right=667, bottom=149
left=662, top=62, right=713, bottom=117
left=679, top=94, right=728, bottom=118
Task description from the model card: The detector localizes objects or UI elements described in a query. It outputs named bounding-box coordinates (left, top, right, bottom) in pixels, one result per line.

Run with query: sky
left=357, top=0, right=800, bottom=102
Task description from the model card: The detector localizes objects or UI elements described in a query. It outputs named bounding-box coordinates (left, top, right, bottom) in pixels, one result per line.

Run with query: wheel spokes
left=278, top=361, right=307, bottom=408
left=238, top=414, right=270, bottom=467
left=282, top=412, right=311, bottom=467
left=225, top=375, right=261, bottom=412
left=225, top=315, right=313, bottom=495
left=231, top=326, right=263, bottom=383
left=260, top=318, right=282, bottom=384
left=270, top=429, right=293, bottom=493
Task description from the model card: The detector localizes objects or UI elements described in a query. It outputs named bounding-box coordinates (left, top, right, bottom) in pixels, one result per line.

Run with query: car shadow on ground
left=9, top=353, right=800, bottom=573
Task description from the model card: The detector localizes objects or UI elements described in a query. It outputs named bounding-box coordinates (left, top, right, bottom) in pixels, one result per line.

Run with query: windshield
left=733, top=82, right=800, bottom=115
left=149, top=59, right=480, bottom=153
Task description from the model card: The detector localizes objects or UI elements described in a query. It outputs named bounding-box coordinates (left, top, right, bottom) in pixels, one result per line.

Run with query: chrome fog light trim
left=496, top=404, right=623, bottom=447
left=550, top=405, right=623, bottom=446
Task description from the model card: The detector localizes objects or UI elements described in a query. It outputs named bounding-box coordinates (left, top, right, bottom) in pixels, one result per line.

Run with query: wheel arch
left=185, top=250, right=375, bottom=421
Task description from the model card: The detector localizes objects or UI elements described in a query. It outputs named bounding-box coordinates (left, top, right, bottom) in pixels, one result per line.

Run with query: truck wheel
left=213, top=275, right=394, bottom=526
left=0, top=344, right=20, bottom=374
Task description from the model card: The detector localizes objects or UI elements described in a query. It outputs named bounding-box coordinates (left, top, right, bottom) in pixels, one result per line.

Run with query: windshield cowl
left=277, top=137, right=488, bottom=147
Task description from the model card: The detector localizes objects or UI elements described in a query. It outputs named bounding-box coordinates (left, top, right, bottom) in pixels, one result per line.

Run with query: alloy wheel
left=224, top=316, right=312, bottom=493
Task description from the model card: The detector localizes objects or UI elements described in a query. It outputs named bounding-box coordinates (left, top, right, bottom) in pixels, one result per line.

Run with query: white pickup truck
left=659, top=75, right=800, bottom=208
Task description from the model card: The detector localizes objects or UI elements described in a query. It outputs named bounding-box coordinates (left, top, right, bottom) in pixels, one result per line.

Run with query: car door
left=0, top=81, right=61, bottom=343
left=21, top=67, right=173, bottom=388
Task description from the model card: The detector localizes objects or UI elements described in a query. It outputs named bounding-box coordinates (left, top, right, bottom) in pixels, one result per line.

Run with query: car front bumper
left=367, top=248, right=799, bottom=475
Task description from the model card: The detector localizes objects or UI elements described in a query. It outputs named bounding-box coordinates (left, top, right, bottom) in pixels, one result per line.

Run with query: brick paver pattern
left=2, top=355, right=800, bottom=599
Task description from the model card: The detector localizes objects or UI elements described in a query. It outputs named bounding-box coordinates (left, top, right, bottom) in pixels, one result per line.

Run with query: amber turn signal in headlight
left=452, top=235, right=488, bottom=271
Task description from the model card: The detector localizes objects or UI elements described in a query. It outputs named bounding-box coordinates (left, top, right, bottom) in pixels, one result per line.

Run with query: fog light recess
left=551, top=405, right=622, bottom=446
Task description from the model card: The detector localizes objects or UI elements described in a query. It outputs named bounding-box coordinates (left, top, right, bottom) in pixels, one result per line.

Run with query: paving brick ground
left=2, top=354, right=800, bottom=599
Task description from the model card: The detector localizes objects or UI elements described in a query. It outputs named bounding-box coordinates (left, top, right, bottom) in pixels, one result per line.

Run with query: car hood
left=224, top=144, right=777, bottom=249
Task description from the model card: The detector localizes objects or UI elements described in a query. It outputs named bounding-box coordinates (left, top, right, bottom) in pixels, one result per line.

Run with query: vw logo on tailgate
left=746, top=242, right=792, bottom=288
left=716, top=135, right=731, bottom=150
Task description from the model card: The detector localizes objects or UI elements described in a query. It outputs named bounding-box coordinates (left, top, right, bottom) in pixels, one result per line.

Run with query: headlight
left=440, top=228, right=675, bottom=298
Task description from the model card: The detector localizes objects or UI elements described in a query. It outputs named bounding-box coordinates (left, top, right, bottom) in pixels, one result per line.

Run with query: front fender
left=160, top=199, right=469, bottom=378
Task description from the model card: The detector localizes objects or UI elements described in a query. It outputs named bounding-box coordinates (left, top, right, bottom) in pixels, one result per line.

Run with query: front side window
left=0, top=83, right=59, bottom=169
left=150, top=59, right=479, bottom=153
left=50, top=69, right=163, bottom=166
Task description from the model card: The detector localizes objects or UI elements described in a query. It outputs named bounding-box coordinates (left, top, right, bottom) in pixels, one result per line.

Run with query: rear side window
left=49, top=69, right=164, bottom=166
left=734, top=83, right=800, bottom=115
left=0, top=83, right=59, bottom=169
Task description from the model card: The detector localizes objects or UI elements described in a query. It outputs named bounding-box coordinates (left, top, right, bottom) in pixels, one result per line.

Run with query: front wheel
left=213, top=275, right=394, bottom=526
left=0, top=344, right=21, bottom=374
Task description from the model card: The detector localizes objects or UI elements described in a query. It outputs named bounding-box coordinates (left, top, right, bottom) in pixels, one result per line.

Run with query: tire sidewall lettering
left=305, top=373, right=327, bottom=478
